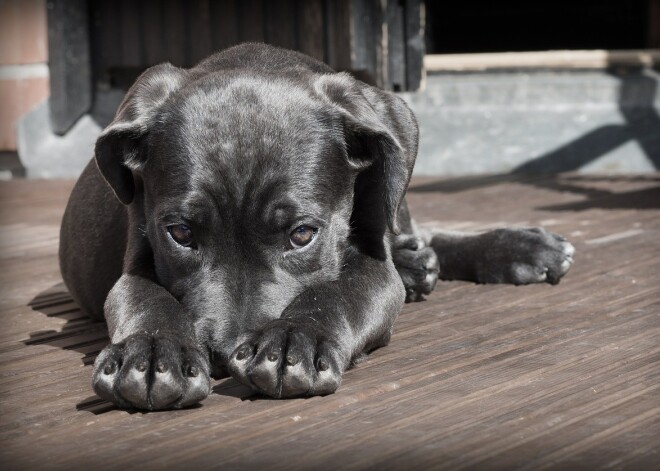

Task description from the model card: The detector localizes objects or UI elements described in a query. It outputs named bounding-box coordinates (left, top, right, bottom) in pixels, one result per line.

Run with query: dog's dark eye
left=290, top=225, right=317, bottom=248
left=167, top=224, right=194, bottom=247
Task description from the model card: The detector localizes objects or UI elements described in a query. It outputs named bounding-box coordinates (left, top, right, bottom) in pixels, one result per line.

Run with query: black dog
left=59, top=43, right=574, bottom=410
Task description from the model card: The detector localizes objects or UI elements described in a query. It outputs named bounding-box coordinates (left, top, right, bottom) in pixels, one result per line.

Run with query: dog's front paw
left=481, top=228, right=575, bottom=285
left=227, top=320, right=345, bottom=398
left=392, top=234, right=439, bottom=302
left=92, top=333, right=210, bottom=410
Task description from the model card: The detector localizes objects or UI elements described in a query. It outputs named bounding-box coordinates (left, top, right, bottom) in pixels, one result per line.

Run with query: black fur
left=59, top=43, right=574, bottom=410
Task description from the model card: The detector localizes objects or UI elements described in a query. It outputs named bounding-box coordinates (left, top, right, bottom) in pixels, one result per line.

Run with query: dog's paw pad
left=92, top=333, right=210, bottom=410
left=392, top=236, right=439, bottom=302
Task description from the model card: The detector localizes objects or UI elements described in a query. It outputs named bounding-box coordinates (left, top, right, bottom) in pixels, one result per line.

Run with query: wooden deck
left=0, top=174, right=658, bottom=469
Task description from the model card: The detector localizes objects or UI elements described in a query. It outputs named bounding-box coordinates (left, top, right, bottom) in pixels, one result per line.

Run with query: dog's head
left=94, top=59, right=417, bottom=361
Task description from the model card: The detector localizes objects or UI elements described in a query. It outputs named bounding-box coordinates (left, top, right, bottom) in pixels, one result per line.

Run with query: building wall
left=0, top=0, right=50, bottom=150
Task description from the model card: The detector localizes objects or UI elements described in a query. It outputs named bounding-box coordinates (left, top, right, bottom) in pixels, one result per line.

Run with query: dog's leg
left=429, top=228, right=575, bottom=285
left=227, top=252, right=404, bottom=398
left=390, top=200, right=440, bottom=302
left=91, top=239, right=211, bottom=410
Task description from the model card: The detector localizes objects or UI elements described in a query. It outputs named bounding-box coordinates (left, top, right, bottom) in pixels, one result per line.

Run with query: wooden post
left=325, top=0, right=353, bottom=72
left=46, top=0, right=92, bottom=135
left=386, top=0, right=406, bottom=91
left=346, top=0, right=426, bottom=91
left=298, top=0, right=325, bottom=61
left=351, top=0, right=385, bottom=87
left=650, top=0, right=660, bottom=49
left=404, top=0, right=425, bottom=91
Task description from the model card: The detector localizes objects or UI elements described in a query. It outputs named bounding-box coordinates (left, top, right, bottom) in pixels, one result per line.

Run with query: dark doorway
left=426, top=0, right=653, bottom=54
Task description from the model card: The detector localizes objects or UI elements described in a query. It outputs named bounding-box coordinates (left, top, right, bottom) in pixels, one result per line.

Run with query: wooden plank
left=649, top=0, right=660, bottom=48
left=297, top=0, right=324, bottom=61
left=386, top=0, right=406, bottom=91
left=46, top=0, right=91, bottom=134
left=209, top=0, right=239, bottom=51
left=0, top=174, right=658, bottom=468
left=424, top=49, right=660, bottom=72
left=88, top=0, right=112, bottom=86
left=119, top=0, right=143, bottom=68
left=142, top=0, right=165, bottom=65
left=161, top=0, right=187, bottom=66
left=265, top=0, right=297, bottom=50
left=346, top=0, right=385, bottom=87
left=238, top=0, right=265, bottom=43
left=324, top=0, right=352, bottom=71
left=187, top=0, right=213, bottom=65
left=403, top=0, right=425, bottom=90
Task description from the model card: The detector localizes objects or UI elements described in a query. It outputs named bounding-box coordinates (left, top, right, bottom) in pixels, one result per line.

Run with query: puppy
left=59, top=43, right=574, bottom=410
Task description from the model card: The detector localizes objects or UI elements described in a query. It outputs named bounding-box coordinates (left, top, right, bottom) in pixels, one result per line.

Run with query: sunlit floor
left=1, top=174, right=658, bottom=469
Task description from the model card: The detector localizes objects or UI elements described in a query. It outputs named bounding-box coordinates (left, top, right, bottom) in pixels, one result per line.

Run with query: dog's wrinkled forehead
left=146, top=74, right=349, bottom=203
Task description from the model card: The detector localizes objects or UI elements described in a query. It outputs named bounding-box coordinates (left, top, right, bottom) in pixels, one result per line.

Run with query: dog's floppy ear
left=315, top=73, right=418, bottom=235
left=95, top=63, right=188, bottom=204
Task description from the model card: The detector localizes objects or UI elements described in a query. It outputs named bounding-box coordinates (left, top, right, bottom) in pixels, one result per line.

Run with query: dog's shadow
left=26, top=282, right=108, bottom=366
left=26, top=282, right=259, bottom=414
left=26, top=282, right=115, bottom=413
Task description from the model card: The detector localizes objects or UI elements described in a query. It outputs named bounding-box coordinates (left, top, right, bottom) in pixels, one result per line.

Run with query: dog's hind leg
left=428, top=227, right=575, bottom=285
left=391, top=202, right=575, bottom=298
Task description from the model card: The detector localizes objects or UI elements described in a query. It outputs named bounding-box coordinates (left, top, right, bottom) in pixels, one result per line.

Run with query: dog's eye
left=290, top=225, right=317, bottom=248
left=167, top=224, right=194, bottom=247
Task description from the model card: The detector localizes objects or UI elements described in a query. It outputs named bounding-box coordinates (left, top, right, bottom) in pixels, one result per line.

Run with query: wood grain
left=0, top=174, right=658, bottom=469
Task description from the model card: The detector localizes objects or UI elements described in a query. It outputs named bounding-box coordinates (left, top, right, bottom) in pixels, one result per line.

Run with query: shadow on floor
left=26, top=283, right=114, bottom=413
left=26, top=282, right=108, bottom=364
left=26, top=282, right=255, bottom=413
left=532, top=176, right=660, bottom=211
left=409, top=174, right=660, bottom=211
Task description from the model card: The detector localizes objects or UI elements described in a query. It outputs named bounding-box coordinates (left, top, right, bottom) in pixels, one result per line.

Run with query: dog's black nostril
left=104, top=363, right=116, bottom=375
left=317, top=358, right=330, bottom=371
left=286, top=355, right=299, bottom=366
left=267, top=351, right=279, bottom=362
left=187, top=365, right=199, bottom=377
left=136, top=361, right=147, bottom=372
left=236, top=346, right=249, bottom=361
left=156, top=362, right=168, bottom=373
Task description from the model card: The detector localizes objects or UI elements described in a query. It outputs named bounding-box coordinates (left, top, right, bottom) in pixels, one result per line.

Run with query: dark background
left=426, top=0, right=653, bottom=53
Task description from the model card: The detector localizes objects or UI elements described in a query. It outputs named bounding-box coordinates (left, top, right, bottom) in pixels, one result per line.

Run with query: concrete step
left=402, top=68, right=660, bottom=175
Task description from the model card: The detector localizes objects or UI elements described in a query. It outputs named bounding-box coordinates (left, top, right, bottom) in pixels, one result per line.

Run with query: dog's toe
left=92, top=333, right=210, bottom=410
left=393, top=240, right=439, bottom=302
left=228, top=321, right=343, bottom=398
left=92, top=344, right=124, bottom=406
left=500, top=228, right=575, bottom=285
